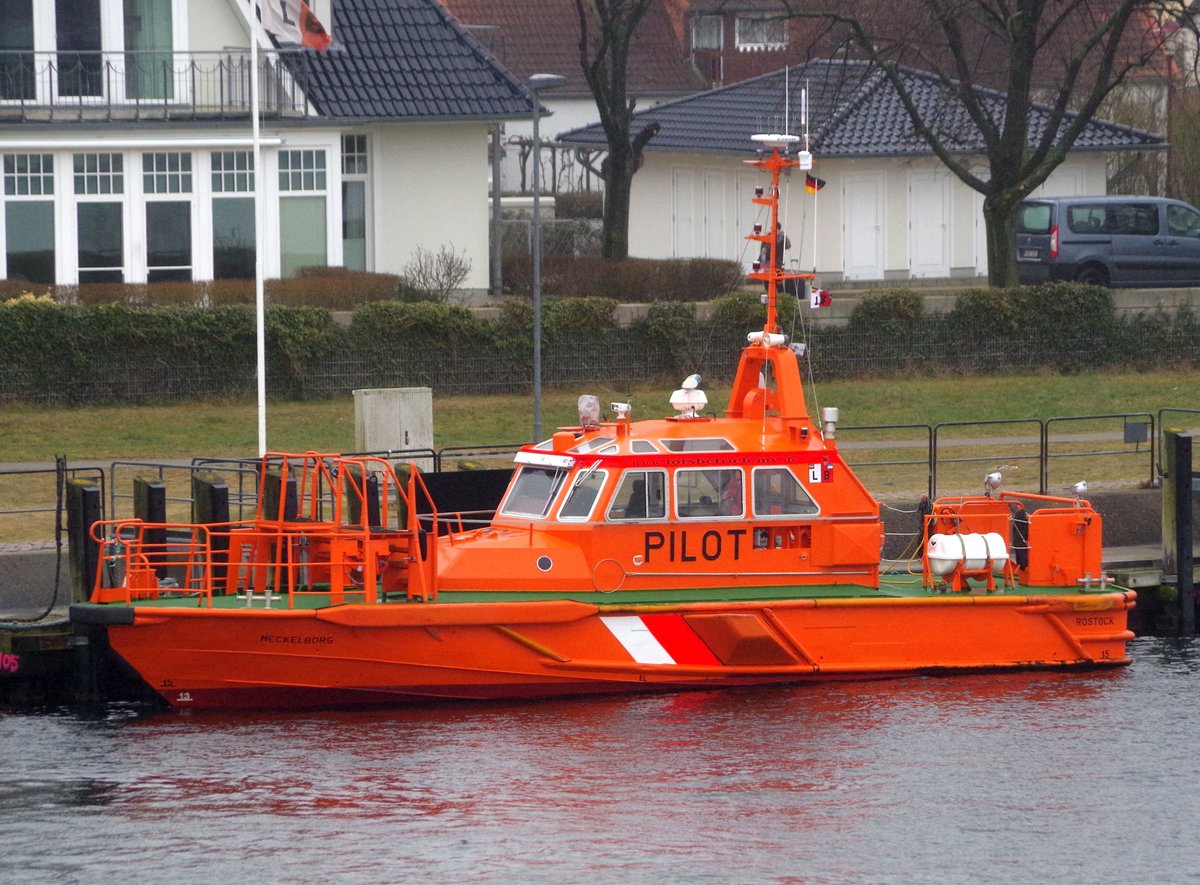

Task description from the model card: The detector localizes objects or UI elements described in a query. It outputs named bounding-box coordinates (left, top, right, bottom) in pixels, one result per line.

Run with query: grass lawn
left=1, top=368, right=1197, bottom=463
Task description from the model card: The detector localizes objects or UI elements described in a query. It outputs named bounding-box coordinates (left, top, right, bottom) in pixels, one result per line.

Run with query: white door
left=843, top=173, right=884, bottom=280
left=673, top=168, right=695, bottom=257
left=909, top=171, right=950, bottom=277
left=704, top=170, right=726, bottom=259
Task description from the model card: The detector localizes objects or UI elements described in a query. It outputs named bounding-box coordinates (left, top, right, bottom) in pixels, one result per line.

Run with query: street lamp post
left=529, top=73, right=568, bottom=443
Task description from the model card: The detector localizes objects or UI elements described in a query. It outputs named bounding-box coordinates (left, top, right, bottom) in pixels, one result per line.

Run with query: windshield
left=499, top=466, right=567, bottom=518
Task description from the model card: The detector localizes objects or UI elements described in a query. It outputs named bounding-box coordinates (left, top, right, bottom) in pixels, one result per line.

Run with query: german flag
left=805, top=174, right=826, bottom=194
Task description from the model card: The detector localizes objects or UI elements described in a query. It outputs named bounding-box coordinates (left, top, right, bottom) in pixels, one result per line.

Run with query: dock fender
left=69, top=603, right=135, bottom=626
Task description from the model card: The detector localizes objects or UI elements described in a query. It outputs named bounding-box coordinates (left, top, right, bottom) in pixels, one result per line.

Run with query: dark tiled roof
left=557, top=60, right=1163, bottom=156
left=438, top=0, right=706, bottom=96
left=292, top=0, right=533, bottom=120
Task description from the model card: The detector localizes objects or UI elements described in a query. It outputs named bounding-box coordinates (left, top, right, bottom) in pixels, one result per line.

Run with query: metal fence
left=7, top=327, right=1198, bottom=406
left=0, top=50, right=311, bottom=122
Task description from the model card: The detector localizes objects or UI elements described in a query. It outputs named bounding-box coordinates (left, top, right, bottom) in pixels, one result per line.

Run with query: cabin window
left=569, top=436, right=615, bottom=454
left=500, top=465, right=567, bottom=518
left=630, top=440, right=657, bottom=454
left=676, top=468, right=743, bottom=519
left=660, top=438, right=734, bottom=452
left=559, top=468, right=608, bottom=521
left=608, top=470, right=666, bottom=521
left=752, top=467, right=819, bottom=517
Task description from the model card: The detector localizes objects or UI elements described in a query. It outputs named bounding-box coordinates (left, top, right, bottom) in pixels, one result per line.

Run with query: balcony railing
left=0, top=50, right=315, bottom=122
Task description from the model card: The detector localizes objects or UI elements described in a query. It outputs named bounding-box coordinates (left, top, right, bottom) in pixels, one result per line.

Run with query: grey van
left=1016, top=195, right=1200, bottom=287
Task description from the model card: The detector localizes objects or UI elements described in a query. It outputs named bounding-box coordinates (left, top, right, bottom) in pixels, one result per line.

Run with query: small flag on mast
left=805, top=173, right=826, bottom=194
left=261, top=1, right=332, bottom=51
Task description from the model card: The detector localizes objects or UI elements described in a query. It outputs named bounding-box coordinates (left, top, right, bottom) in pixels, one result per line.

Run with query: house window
left=279, top=149, right=326, bottom=192
left=74, top=152, right=124, bottom=195
left=341, top=134, right=368, bottom=271
left=57, top=0, right=104, bottom=97
left=124, top=0, right=174, bottom=100
left=3, top=153, right=55, bottom=284
left=342, top=134, right=368, bottom=175
left=76, top=202, right=123, bottom=284
left=74, top=152, right=124, bottom=283
left=3, top=153, right=54, bottom=196
left=279, top=149, right=327, bottom=277
left=211, top=151, right=255, bottom=280
left=735, top=14, right=786, bottom=51
left=0, top=0, right=35, bottom=101
left=143, top=152, right=191, bottom=281
left=692, top=15, right=722, bottom=51
left=143, top=151, right=192, bottom=195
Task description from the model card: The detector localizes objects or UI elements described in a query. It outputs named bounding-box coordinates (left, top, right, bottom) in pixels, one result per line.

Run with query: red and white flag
left=261, top=1, right=332, bottom=51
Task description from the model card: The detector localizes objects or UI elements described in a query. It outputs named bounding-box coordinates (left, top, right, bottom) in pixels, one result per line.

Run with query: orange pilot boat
left=69, top=135, right=1135, bottom=711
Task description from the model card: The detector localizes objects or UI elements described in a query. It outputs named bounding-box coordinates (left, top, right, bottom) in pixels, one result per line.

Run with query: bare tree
left=787, top=0, right=1169, bottom=286
left=573, top=0, right=661, bottom=259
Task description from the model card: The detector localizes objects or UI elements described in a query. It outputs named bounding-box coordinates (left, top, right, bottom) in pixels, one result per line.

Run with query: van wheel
left=1075, top=265, right=1109, bottom=287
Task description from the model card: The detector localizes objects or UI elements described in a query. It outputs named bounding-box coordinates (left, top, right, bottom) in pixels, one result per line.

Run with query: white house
left=559, top=62, right=1164, bottom=282
left=0, top=0, right=533, bottom=291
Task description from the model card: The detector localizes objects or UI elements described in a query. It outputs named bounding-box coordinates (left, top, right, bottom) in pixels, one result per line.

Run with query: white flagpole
left=804, top=81, right=817, bottom=277
left=250, top=1, right=267, bottom=456
left=812, top=175, right=818, bottom=277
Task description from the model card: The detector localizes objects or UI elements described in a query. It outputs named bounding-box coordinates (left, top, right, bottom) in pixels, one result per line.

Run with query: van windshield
left=1018, top=203, right=1051, bottom=234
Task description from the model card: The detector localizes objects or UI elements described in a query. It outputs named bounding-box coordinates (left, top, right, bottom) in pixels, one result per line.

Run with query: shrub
left=848, top=290, right=925, bottom=337
left=402, top=245, right=472, bottom=303
left=950, top=283, right=1117, bottom=372
left=554, top=191, right=604, bottom=219
left=502, top=255, right=743, bottom=302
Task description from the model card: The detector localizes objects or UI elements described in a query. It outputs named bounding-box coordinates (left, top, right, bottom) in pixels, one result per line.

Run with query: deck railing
left=0, top=50, right=313, bottom=122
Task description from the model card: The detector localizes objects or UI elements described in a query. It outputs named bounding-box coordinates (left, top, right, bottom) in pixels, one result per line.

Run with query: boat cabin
left=435, top=356, right=885, bottom=594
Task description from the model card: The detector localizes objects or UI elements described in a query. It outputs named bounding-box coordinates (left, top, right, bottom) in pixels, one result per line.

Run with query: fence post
left=1161, top=429, right=1195, bottom=637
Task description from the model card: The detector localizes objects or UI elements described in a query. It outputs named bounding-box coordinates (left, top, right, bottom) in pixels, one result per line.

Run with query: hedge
left=1, top=284, right=1197, bottom=405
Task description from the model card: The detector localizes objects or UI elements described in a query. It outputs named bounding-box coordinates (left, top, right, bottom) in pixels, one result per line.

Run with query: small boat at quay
left=69, top=135, right=1135, bottom=710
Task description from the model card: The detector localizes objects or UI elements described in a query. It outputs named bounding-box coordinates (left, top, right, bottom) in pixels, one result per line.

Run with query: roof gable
left=557, top=60, right=1163, bottom=156
left=294, top=0, right=533, bottom=120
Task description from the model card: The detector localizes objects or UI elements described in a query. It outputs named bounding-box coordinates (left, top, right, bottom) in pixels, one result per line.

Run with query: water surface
left=2, top=637, right=1197, bottom=883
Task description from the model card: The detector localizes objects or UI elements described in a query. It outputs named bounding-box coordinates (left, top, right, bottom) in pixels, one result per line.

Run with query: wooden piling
left=1161, top=430, right=1196, bottom=636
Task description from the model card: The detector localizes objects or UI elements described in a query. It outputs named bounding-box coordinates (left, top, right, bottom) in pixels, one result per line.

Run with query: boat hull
left=75, top=590, right=1136, bottom=711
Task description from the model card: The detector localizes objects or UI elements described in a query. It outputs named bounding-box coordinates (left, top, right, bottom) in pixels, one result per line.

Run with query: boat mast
left=746, top=137, right=809, bottom=338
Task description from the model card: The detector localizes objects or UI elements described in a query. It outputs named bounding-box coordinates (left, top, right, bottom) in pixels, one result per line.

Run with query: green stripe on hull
left=83, top=574, right=1120, bottom=611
